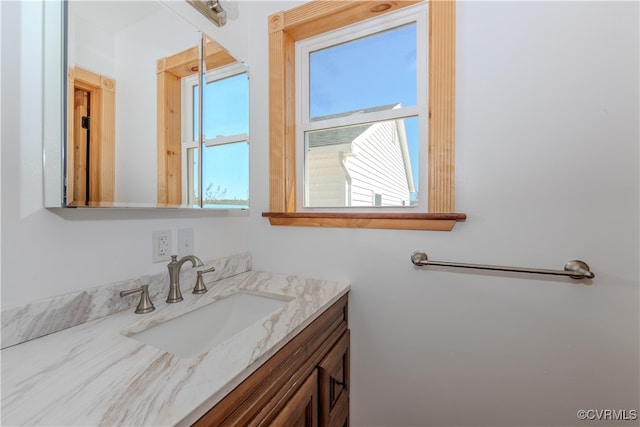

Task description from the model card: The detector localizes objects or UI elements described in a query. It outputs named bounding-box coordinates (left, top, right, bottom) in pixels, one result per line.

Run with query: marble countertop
left=1, top=270, right=350, bottom=426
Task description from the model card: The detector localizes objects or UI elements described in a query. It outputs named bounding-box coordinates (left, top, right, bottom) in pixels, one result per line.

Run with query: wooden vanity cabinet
left=193, top=294, right=350, bottom=427
left=318, top=330, right=350, bottom=427
left=270, top=370, right=319, bottom=426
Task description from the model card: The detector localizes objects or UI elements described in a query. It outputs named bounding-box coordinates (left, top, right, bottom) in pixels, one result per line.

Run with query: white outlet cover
left=152, top=230, right=172, bottom=263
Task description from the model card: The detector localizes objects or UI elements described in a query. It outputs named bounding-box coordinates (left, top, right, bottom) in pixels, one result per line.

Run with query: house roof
left=307, top=124, right=371, bottom=148
left=307, top=104, right=399, bottom=148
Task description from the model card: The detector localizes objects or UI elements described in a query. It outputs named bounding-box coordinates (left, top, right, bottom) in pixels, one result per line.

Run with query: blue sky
left=195, top=73, right=249, bottom=204
left=309, top=23, right=420, bottom=195
left=309, top=23, right=417, bottom=118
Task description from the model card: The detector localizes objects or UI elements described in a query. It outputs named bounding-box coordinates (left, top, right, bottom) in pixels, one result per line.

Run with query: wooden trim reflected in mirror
left=156, top=59, right=183, bottom=206
left=67, top=67, right=115, bottom=206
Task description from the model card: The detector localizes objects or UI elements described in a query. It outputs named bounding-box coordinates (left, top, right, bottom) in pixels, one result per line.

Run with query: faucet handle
left=193, top=266, right=216, bottom=294
left=120, top=285, right=155, bottom=314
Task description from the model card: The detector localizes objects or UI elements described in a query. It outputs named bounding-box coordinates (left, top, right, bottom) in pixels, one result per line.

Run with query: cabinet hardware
left=334, top=379, right=347, bottom=391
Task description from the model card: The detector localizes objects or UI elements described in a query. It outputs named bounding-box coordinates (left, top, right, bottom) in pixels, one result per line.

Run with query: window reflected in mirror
left=185, top=62, right=249, bottom=208
left=188, top=142, right=249, bottom=208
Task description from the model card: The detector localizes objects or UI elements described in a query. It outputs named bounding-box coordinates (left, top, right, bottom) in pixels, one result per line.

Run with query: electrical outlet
left=152, top=230, right=172, bottom=263
left=177, top=228, right=194, bottom=257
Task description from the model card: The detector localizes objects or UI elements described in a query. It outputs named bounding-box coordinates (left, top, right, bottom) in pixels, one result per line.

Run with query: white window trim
left=294, top=3, right=428, bottom=213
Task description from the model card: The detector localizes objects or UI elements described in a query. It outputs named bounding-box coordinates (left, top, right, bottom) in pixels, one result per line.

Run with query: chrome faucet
left=166, top=255, right=203, bottom=303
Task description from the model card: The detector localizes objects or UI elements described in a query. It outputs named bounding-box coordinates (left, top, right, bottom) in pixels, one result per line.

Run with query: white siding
left=305, top=143, right=350, bottom=207
left=305, top=121, right=411, bottom=208
left=347, top=121, right=411, bottom=206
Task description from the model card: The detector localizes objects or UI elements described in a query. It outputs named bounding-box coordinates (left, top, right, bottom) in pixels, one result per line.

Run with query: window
left=264, top=0, right=465, bottom=230
left=183, top=63, right=249, bottom=208
left=156, top=37, right=248, bottom=208
left=297, top=8, right=425, bottom=209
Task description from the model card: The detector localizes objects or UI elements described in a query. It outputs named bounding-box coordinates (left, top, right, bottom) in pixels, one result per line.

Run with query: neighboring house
left=305, top=104, right=415, bottom=207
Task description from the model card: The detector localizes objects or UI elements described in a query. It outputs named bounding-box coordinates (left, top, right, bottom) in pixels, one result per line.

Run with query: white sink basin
left=124, top=292, right=290, bottom=358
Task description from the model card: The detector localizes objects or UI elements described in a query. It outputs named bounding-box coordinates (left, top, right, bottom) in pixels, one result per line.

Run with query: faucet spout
left=166, top=255, right=204, bottom=303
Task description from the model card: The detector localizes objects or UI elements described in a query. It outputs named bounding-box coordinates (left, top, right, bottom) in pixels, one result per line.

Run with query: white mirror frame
left=43, top=0, right=65, bottom=208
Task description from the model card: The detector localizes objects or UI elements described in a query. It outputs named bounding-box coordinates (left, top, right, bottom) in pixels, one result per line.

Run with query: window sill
left=262, top=212, right=466, bottom=231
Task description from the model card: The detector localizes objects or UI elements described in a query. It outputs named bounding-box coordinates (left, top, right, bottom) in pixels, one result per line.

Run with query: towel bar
left=411, top=251, right=594, bottom=280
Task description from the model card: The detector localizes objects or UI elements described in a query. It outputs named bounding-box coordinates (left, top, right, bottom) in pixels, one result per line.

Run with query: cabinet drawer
left=318, top=329, right=350, bottom=427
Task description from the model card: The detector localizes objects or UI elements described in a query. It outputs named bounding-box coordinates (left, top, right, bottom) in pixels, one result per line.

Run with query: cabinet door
left=270, top=370, right=318, bottom=427
left=318, top=330, right=350, bottom=427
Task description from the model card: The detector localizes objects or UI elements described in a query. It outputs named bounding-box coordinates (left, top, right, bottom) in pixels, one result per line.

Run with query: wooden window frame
left=263, top=0, right=466, bottom=231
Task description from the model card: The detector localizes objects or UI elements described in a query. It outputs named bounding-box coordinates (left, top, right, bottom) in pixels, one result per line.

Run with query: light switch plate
left=177, top=228, right=194, bottom=257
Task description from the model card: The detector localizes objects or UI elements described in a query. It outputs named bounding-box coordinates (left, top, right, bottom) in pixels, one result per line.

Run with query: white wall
left=245, top=1, right=639, bottom=426
left=1, top=1, right=638, bottom=426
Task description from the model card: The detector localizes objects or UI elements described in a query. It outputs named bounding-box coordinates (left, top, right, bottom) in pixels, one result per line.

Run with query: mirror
left=44, top=1, right=249, bottom=209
